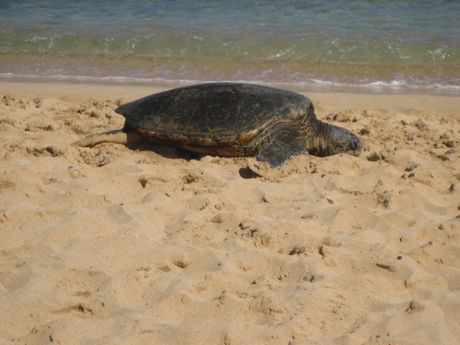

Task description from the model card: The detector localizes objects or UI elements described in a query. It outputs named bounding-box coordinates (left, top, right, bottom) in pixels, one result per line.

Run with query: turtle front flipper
left=255, top=122, right=307, bottom=167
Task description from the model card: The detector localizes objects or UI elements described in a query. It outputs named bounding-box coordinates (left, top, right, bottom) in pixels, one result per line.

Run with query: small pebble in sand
left=359, top=128, right=370, bottom=135
left=288, top=246, right=306, bottom=255
left=367, top=151, right=382, bottom=162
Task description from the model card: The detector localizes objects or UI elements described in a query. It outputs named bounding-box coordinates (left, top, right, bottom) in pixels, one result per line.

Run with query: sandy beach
left=0, top=81, right=459, bottom=345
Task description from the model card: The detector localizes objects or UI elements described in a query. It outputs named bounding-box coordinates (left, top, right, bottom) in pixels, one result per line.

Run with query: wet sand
left=0, top=81, right=459, bottom=345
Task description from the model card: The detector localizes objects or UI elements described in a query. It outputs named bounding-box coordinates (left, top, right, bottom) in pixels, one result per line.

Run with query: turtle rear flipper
left=74, top=128, right=144, bottom=147
left=255, top=122, right=306, bottom=167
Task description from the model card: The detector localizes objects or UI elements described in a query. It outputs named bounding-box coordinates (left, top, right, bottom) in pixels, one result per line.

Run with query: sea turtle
left=76, top=82, right=362, bottom=167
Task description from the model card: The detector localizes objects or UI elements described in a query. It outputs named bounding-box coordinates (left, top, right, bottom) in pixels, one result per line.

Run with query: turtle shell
left=115, top=82, right=312, bottom=148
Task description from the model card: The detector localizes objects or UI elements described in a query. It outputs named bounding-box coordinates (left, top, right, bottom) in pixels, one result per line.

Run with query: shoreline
left=1, top=73, right=460, bottom=97
left=1, top=80, right=459, bottom=119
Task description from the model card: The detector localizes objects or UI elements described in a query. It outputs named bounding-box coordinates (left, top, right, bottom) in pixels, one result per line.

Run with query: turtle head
left=322, top=124, right=362, bottom=156
left=308, top=122, right=362, bottom=157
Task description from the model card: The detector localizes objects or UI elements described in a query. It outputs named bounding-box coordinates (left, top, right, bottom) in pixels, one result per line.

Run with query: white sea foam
left=1, top=72, right=459, bottom=94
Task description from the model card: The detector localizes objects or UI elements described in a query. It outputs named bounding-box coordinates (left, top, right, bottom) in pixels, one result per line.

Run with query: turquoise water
left=1, top=0, right=459, bottom=92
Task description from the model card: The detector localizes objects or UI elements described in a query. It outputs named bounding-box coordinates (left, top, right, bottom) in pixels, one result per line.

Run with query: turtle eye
left=351, top=141, right=358, bottom=150
left=349, top=137, right=362, bottom=154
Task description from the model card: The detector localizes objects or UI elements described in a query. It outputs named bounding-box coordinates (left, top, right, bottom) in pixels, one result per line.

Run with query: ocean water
left=1, top=0, right=459, bottom=93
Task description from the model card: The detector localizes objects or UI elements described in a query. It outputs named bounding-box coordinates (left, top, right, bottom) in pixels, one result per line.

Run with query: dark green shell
left=115, top=83, right=313, bottom=149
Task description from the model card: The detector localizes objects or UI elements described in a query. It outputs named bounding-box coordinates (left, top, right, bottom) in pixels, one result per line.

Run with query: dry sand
left=0, top=81, right=459, bottom=345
